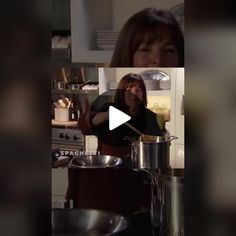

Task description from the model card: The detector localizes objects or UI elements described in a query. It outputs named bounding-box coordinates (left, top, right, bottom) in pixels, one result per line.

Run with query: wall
left=112, top=0, right=184, bottom=30
left=52, top=0, right=71, bottom=30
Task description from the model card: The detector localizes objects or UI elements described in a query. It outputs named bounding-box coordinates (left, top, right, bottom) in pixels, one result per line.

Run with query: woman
left=90, top=73, right=163, bottom=156
left=67, top=74, right=162, bottom=216
left=110, top=8, right=184, bottom=67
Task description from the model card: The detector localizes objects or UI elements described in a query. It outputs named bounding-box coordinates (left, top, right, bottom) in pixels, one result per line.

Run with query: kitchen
left=52, top=67, right=184, bottom=235
left=52, top=0, right=184, bottom=235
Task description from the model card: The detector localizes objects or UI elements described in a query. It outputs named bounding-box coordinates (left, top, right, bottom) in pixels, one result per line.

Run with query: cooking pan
left=52, top=208, right=129, bottom=235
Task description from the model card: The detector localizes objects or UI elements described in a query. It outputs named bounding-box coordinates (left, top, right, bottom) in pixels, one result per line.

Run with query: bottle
left=77, top=101, right=82, bottom=119
left=70, top=102, right=76, bottom=121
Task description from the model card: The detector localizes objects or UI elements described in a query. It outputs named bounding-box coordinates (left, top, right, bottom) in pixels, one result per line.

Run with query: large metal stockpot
left=160, top=173, right=184, bottom=236
left=131, top=136, right=177, bottom=172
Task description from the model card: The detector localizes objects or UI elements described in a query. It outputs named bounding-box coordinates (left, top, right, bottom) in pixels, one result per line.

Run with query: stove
left=52, top=127, right=84, bottom=151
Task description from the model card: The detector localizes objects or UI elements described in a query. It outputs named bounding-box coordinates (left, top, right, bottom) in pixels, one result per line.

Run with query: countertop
left=52, top=119, right=78, bottom=127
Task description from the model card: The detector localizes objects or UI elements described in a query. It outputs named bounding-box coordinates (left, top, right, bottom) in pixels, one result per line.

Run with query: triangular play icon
left=109, top=106, right=131, bottom=130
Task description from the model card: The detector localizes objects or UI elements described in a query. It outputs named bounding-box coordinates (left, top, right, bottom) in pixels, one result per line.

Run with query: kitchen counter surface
left=52, top=119, right=78, bottom=127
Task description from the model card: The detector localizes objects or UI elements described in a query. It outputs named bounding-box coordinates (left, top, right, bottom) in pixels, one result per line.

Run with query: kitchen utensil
left=140, top=70, right=170, bottom=90
left=61, top=97, right=70, bottom=108
left=54, top=108, right=69, bottom=121
left=54, top=101, right=61, bottom=108
left=131, top=136, right=178, bottom=171
left=62, top=67, right=69, bottom=83
left=124, top=123, right=160, bottom=142
left=125, top=122, right=143, bottom=136
left=52, top=208, right=129, bottom=235
left=81, top=67, right=85, bottom=81
left=56, top=96, right=71, bottom=108
left=68, top=155, right=122, bottom=169
left=79, top=79, right=92, bottom=89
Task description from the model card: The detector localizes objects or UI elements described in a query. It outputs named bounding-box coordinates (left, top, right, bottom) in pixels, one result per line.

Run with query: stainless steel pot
left=131, top=136, right=177, bottom=172
left=160, top=174, right=184, bottom=236
left=140, top=70, right=170, bottom=90
left=52, top=208, right=129, bottom=235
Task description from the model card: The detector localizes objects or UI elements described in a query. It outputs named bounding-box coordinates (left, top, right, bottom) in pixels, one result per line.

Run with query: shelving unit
left=147, top=90, right=171, bottom=97
left=52, top=89, right=98, bottom=95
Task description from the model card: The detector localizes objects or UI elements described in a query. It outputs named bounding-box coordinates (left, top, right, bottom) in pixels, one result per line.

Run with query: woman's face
left=133, top=32, right=179, bottom=67
left=124, top=85, right=143, bottom=110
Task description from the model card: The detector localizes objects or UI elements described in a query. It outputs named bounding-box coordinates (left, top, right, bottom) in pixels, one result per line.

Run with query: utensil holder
left=55, top=108, right=69, bottom=121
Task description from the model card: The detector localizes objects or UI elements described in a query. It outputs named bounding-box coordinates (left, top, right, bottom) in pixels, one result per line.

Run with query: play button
left=109, top=106, right=131, bottom=131
left=88, top=89, right=148, bottom=147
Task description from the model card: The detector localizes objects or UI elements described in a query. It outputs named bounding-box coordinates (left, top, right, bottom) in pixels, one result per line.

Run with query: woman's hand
left=92, top=111, right=109, bottom=126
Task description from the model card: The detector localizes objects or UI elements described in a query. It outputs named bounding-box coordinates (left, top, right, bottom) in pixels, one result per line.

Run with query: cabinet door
left=175, top=68, right=184, bottom=144
left=52, top=168, right=68, bottom=199
left=85, top=135, right=98, bottom=152
left=175, top=144, right=184, bottom=168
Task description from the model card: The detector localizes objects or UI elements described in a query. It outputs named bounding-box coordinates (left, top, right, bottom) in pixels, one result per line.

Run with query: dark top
left=91, top=103, right=162, bottom=153
left=67, top=103, right=162, bottom=216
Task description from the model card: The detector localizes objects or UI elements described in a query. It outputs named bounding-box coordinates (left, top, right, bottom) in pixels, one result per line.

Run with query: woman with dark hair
left=91, top=73, right=161, bottom=155
left=110, top=8, right=184, bottom=67
left=67, top=74, right=162, bottom=216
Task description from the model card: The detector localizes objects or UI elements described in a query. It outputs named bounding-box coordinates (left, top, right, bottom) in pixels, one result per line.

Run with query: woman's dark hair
left=110, top=8, right=184, bottom=67
left=114, top=73, right=147, bottom=111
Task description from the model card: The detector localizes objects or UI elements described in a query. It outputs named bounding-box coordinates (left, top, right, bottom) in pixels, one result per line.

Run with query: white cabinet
left=170, top=68, right=184, bottom=168
left=175, top=144, right=184, bottom=168
left=52, top=168, right=68, bottom=200
left=175, top=68, right=184, bottom=144
left=71, top=0, right=184, bottom=63
left=85, top=135, right=98, bottom=153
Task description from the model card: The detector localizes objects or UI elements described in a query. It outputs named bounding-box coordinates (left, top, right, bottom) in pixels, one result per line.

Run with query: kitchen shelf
left=52, top=89, right=98, bottom=95
left=52, top=119, right=78, bottom=127
left=147, top=90, right=171, bottom=96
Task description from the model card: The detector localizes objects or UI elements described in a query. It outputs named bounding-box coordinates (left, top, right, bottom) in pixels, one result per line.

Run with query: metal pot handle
left=169, top=135, right=178, bottom=142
